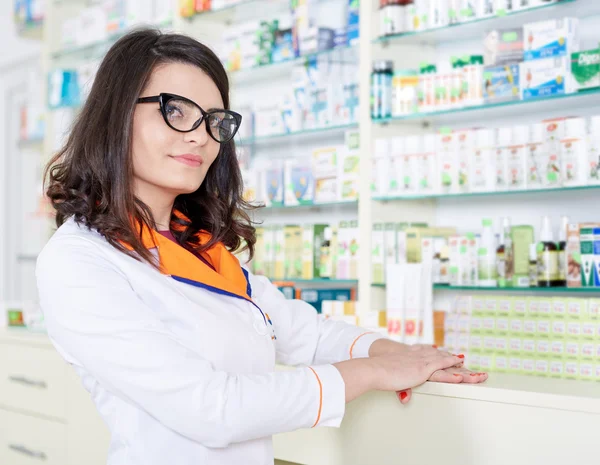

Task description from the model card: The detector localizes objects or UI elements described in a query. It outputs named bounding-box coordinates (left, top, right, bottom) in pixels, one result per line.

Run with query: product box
left=483, top=64, right=520, bottom=103
left=252, top=227, right=266, bottom=276
left=336, top=221, right=350, bottom=279
left=384, top=223, right=398, bottom=272
left=272, top=226, right=285, bottom=280
left=455, top=129, right=474, bottom=192
left=523, top=18, right=579, bottom=61
left=571, top=48, right=600, bottom=92
left=506, top=140, right=527, bottom=190
left=372, top=224, right=385, bottom=284
left=284, top=159, right=315, bottom=206
left=520, top=57, right=575, bottom=101
left=566, top=223, right=582, bottom=288
left=348, top=220, right=360, bottom=280
left=284, top=225, right=303, bottom=279
left=312, top=146, right=339, bottom=204
left=346, top=0, right=359, bottom=45
left=437, top=131, right=458, bottom=193
left=580, top=227, right=596, bottom=287
left=263, top=165, right=284, bottom=207
left=483, top=28, right=524, bottom=66
left=372, top=138, right=390, bottom=198
left=541, top=118, right=567, bottom=187
left=339, top=131, right=360, bottom=201
left=300, top=288, right=352, bottom=314
left=263, top=226, right=275, bottom=278
left=301, top=224, right=328, bottom=280
left=511, top=225, right=534, bottom=286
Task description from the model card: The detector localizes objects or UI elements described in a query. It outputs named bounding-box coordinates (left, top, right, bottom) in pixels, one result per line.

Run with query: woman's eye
left=210, top=115, right=222, bottom=127
left=165, top=104, right=183, bottom=119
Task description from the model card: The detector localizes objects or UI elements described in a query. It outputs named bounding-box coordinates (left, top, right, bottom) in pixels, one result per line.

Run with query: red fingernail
left=470, top=373, right=477, bottom=376
left=453, top=373, right=461, bottom=377
left=400, top=391, right=408, bottom=400
left=457, top=354, right=465, bottom=359
left=432, top=345, right=438, bottom=348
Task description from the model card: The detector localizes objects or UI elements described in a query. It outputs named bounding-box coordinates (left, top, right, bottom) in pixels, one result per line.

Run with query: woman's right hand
left=333, top=351, right=463, bottom=403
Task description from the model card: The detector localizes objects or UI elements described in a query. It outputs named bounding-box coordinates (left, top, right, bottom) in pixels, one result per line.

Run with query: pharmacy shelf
left=373, top=0, right=582, bottom=46
left=373, top=88, right=600, bottom=126
left=261, top=200, right=358, bottom=212
left=229, top=43, right=357, bottom=85
left=17, top=254, right=39, bottom=262
left=373, top=184, right=600, bottom=202
left=50, top=20, right=173, bottom=63
left=433, top=284, right=600, bottom=293
left=239, top=123, right=357, bottom=146
left=271, top=279, right=359, bottom=286
left=183, top=0, right=254, bottom=19
left=17, top=20, right=44, bottom=40
left=372, top=283, right=600, bottom=293
left=17, top=137, right=45, bottom=149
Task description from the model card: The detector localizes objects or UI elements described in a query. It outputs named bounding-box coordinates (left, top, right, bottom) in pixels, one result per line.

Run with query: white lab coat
left=36, top=218, right=383, bottom=465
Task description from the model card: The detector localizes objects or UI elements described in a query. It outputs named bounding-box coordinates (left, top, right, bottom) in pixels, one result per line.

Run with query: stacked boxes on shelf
left=371, top=115, right=600, bottom=198
left=445, top=294, right=600, bottom=381
left=242, top=129, right=360, bottom=207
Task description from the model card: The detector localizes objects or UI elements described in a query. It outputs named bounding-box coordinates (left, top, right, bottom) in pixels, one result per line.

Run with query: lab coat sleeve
left=36, top=237, right=346, bottom=448
left=247, top=271, right=385, bottom=366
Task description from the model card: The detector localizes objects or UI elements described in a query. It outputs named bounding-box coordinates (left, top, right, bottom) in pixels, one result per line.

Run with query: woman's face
left=131, top=62, right=224, bottom=201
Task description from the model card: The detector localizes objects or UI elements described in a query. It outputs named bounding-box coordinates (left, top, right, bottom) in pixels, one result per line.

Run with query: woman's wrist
left=368, top=338, right=409, bottom=357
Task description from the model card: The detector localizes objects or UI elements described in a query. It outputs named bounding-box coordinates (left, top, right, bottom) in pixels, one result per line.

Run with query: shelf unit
left=36, top=0, right=600, bottom=320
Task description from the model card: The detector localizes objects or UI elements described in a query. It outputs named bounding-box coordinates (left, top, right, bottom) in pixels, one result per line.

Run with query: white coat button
left=253, top=319, right=269, bottom=336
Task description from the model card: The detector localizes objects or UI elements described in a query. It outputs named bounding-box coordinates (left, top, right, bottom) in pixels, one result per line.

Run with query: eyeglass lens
left=164, top=98, right=238, bottom=142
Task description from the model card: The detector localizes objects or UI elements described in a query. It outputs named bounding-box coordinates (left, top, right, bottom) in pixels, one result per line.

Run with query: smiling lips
left=171, top=154, right=203, bottom=167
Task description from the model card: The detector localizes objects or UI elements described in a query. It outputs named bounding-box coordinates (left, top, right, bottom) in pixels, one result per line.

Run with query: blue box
left=300, top=288, right=352, bottom=313
left=347, top=0, right=359, bottom=45
left=483, top=64, right=520, bottom=103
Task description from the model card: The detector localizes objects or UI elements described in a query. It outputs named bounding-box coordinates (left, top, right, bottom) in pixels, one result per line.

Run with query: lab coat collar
left=123, top=217, right=253, bottom=305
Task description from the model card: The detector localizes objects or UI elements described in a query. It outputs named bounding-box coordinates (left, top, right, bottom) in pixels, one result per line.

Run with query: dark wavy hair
left=45, top=28, right=257, bottom=266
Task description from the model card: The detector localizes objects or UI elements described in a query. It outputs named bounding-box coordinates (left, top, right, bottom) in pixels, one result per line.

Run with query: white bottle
left=558, top=215, right=569, bottom=286
left=388, top=136, right=405, bottom=196
left=478, top=218, right=498, bottom=287
left=403, top=135, right=421, bottom=193
left=527, top=122, right=545, bottom=190
left=495, top=127, right=513, bottom=191
left=507, top=125, right=529, bottom=190
left=587, top=115, right=600, bottom=185
left=419, top=133, right=437, bottom=193
left=561, top=117, right=587, bottom=187
left=470, top=128, right=496, bottom=193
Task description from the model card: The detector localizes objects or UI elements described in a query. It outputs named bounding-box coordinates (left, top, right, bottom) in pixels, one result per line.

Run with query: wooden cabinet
left=0, top=330, right=109, bottom=465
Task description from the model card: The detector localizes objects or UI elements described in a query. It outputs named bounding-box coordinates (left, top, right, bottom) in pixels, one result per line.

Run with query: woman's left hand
left=368, top=339, right=488, bottom=404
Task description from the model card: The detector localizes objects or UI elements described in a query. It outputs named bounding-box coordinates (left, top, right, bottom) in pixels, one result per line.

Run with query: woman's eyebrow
left=205, top=106, right=225, bottom=112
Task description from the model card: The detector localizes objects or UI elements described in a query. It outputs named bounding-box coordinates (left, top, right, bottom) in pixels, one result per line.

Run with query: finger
left=428, top=369, right=463, bottom=384
left=396, top=389, right=412, bottom=404
left=444, top=367, right=488, bottom=383
left=425, top=355, right=464, bottom=375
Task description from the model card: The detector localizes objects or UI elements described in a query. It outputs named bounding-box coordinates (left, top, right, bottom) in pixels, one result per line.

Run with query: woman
left=36, top=29, right=486, bottom=465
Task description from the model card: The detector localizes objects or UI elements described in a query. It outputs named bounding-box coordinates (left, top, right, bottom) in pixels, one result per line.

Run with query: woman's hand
left=333, top=349, right=463, bottom=403
left=368, top=339, right=488, bottom=404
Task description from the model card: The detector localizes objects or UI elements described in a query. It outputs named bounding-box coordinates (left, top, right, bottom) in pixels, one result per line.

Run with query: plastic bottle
left=319, top=227, right=333, bottom=278
left=537, top=216, right=560, bottom=288
left=529, top=243, right=538, bottom=287
left=527, top=122, right=545, bottom=189
left=439, top=245, right=450, bottom=285
left=588, top=115, right=600, bottom=184
left=495, top=127, right=513, bottom=191
left=557, top=215, right=569, bottom=287
left=497, top=217, right=513, bottom=288
left=371, top=62, right=394, bottom=120
left=478, top=218, right=497, bottom=287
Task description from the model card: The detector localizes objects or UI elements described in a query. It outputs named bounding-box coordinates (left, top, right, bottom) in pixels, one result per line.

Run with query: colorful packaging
left=284, top=159, right=315, bottom=206
left=571, top=48, right=600, bottom=91
left=302, top=224, right=328, bottom=279
left=523, top=18, right=579, bottom=61
left=483, top=64, right=520, bottom=103
left=519, top=57, right=575, bottom=100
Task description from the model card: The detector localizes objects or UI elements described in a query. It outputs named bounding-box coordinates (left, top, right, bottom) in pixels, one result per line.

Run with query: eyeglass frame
left=136, top=92, right=242, bottom=144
